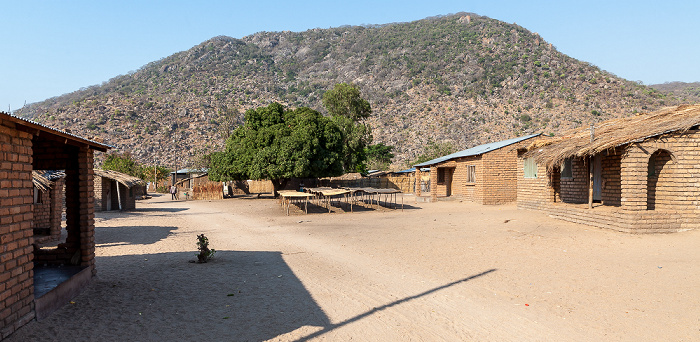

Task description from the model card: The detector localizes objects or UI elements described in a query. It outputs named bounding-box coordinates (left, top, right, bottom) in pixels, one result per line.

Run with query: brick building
left=31, top=171, right=65, bottom=245
left=414, top=134, right=540, bottom=204
left=518, top=105, right=700, bottom=233
left=0, top=112, right=109, bottom=338
left=94, top=169, right=146, bottom=211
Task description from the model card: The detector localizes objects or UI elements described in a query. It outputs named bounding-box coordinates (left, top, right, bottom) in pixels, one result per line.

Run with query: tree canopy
left=101, top=152, right=171, bottom=183
left=208, top=103, right=344, bottom=194
left=365, top=143, right=395, bottom=170
left=322, top=83, right=373, bottom=173
left=322, top=83, right=372, bottom=120
left=410, top=141, right=457, bottom=166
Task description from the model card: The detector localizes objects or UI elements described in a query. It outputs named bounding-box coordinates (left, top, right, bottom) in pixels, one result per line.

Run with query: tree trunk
left=271, top=179, right=289, bottom=198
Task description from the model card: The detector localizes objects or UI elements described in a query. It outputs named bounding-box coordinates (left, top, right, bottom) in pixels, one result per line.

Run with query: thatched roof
left=525, top=104, right=700, bottom=170
left=32, top=171, right=53, bottom=192
left=94, top=169, right=146, bottom=188
left=324, top=173, right=363, bottom=181
left=32, top=170, right=66, bottom=192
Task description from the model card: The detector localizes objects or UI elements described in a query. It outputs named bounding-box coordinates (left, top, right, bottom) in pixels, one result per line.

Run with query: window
left=437, top=168, right=446, bottom=183
left=33, top=187, right=42, bottom=204
left=466, top=165, right=476, bottom=183
left=524, top=157, right=538, bottom=178
left=561, top=158, right=573, bottom=178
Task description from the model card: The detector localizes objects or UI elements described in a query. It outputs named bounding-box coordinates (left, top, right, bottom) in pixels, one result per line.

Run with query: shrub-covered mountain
left=649, top=82, right=700, bottom=104
left=16, top=13, right=677, bottom=169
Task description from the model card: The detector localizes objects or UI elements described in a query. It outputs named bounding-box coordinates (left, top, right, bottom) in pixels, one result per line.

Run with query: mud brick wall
left=429, top=139, right=536, bottom=205
left=32, top=190, right=50, bottom=230
left=34, top=146, right=96, bottom=271
left=459, top=156, right=483, bottom=203
left=481, top=147, right=519, bottom=205
left=0, top=118, right=36, bottom=338
left=601, top=150, right=622, bottom=207
left=558, top=157, right=588, bottom=204
left=94, top=175, right=104, bottom=211
left=517, top=152, right=553, bottom=210
left=521, top=130, right=700, bottom=232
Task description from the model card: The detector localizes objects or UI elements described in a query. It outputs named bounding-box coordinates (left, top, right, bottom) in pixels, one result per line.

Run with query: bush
left=196, top=234, right=216, bottom=263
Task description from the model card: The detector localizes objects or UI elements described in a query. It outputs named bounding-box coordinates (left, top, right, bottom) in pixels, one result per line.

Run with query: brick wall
left=559, top=157, right=588, bottom=204
left=95, top=177, right=136, bottom=211
left=32, top=178, right=64, bottom=245
left=601, top=151, right=622, bottom=207
left=520, top=130, right=700, bottom=232
left=0, top=118, right=35, bottom=338
left=34, top=146, right=96, bottom=271
left=428, top=138, right=536, bottom=205
left=32, top=190, right=50, bottom=230
left=482, top=147, right=519, bottom=204
left=516, top=152, right=552, bottom=210
left=94, top=175, right=104, bottom=210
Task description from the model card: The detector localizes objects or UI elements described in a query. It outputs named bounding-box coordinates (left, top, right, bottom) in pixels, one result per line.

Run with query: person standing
left=170, top=185, right=176, bottom=200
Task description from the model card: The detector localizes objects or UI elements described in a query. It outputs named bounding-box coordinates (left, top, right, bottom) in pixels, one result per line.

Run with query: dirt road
left=8, top=194, right=700, bottom=341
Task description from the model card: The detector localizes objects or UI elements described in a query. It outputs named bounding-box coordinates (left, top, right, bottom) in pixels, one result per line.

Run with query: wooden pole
left=588, top=123, right=594, bottom=209
left=116, top=181, right=123, bottom=210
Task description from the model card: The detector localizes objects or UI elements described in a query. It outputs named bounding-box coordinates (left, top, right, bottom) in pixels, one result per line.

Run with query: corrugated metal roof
left=1, top=111, right=113, bottom=150
left=171, top=168, right=208, bottom=174
left=414, top=133, right=541, bottom=167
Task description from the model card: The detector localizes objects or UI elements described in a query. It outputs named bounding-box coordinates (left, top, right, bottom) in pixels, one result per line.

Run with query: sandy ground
left=7, top=193, right=700, bottom=341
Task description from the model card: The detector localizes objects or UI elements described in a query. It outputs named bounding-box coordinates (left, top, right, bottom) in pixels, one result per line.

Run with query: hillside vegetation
left=16, top=13, right=678, bottom=169
left=649, top=82, right=700, bottom=104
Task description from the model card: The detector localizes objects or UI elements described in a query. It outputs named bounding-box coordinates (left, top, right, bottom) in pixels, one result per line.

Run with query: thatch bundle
left=94, top=169, right=146, bottom=188
left=32, top=170, right=66, bottom=191
left=32, top=171, right=53, bottom=192
left=525, top=105, right=700, bottom=170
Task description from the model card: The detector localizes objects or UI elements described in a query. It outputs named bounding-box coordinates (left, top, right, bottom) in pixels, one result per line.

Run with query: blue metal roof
left=393, top=167, right=416, bottom=174
left=414, top=133, right=541, bottom=168
left=171, top=168, right=208, bottom=174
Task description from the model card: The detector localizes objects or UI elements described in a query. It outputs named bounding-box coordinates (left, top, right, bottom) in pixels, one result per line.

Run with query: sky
left=2, top=0, right=699, bottom=112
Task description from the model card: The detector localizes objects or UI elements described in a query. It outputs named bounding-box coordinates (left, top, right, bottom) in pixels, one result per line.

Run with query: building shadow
left=94, top=225, right=178, bottom=246
left=10, top=251, right=330, bottom=341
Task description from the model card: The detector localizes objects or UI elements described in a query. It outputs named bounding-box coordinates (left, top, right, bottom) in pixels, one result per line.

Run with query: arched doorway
left=646, top=149, right=674, bottom=210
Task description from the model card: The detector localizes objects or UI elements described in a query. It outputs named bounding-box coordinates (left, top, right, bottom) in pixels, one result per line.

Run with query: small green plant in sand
left=195, top=234, right=216, bottom=263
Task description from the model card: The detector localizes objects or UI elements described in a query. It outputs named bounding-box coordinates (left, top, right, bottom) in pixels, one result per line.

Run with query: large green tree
left=209, top=103, right=344, bottom=196
left=101, top=152, right=171, bottom=184
left=365, top=143, right=395, bottom=170
left=410, top=141, right=457, bottom=166
left=322, top=83, right=372, bottom=120
left=102, top=152, right=142, bottom=177
left=322, top=83, right=373, bottom=173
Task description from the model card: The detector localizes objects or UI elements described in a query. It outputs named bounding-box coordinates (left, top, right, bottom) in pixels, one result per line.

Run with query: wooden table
left=305, top=187, right=352, bottom=213
left=278, top=191, right=315, bottom=215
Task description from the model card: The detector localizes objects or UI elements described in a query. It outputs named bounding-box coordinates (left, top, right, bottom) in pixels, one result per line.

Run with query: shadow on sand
left=95, top=225, right=178, bottom=246
left=10, top=251, right=330, bottom=341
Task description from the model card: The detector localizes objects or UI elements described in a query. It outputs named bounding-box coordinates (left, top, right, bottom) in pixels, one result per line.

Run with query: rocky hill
left=16, top=13, right=677, bottom=169
left=649, top=82, right=700, bottom=104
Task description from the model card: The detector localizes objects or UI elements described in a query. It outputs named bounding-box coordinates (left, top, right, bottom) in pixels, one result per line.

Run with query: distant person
left=170, top=185, right=176, bottom=200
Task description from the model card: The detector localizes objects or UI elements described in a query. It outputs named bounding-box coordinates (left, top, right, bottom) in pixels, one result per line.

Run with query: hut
left=518, top=104, right=700, bottom=233
left=94, top=169, right=146, bottom=211
left=414, top=134, right=540, bottom=204
left=0, top=111, right=110, bottom=338
left=170, top=168, right=206, bottom=186
left=32, top=170, right=66, bottom=244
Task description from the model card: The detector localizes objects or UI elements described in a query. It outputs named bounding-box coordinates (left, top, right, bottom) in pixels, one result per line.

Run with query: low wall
left=525, top=203, right=692, bottom=233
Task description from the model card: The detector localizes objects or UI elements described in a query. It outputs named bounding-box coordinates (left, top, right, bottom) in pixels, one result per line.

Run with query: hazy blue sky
left=2, top=0, right=698, bottom=111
